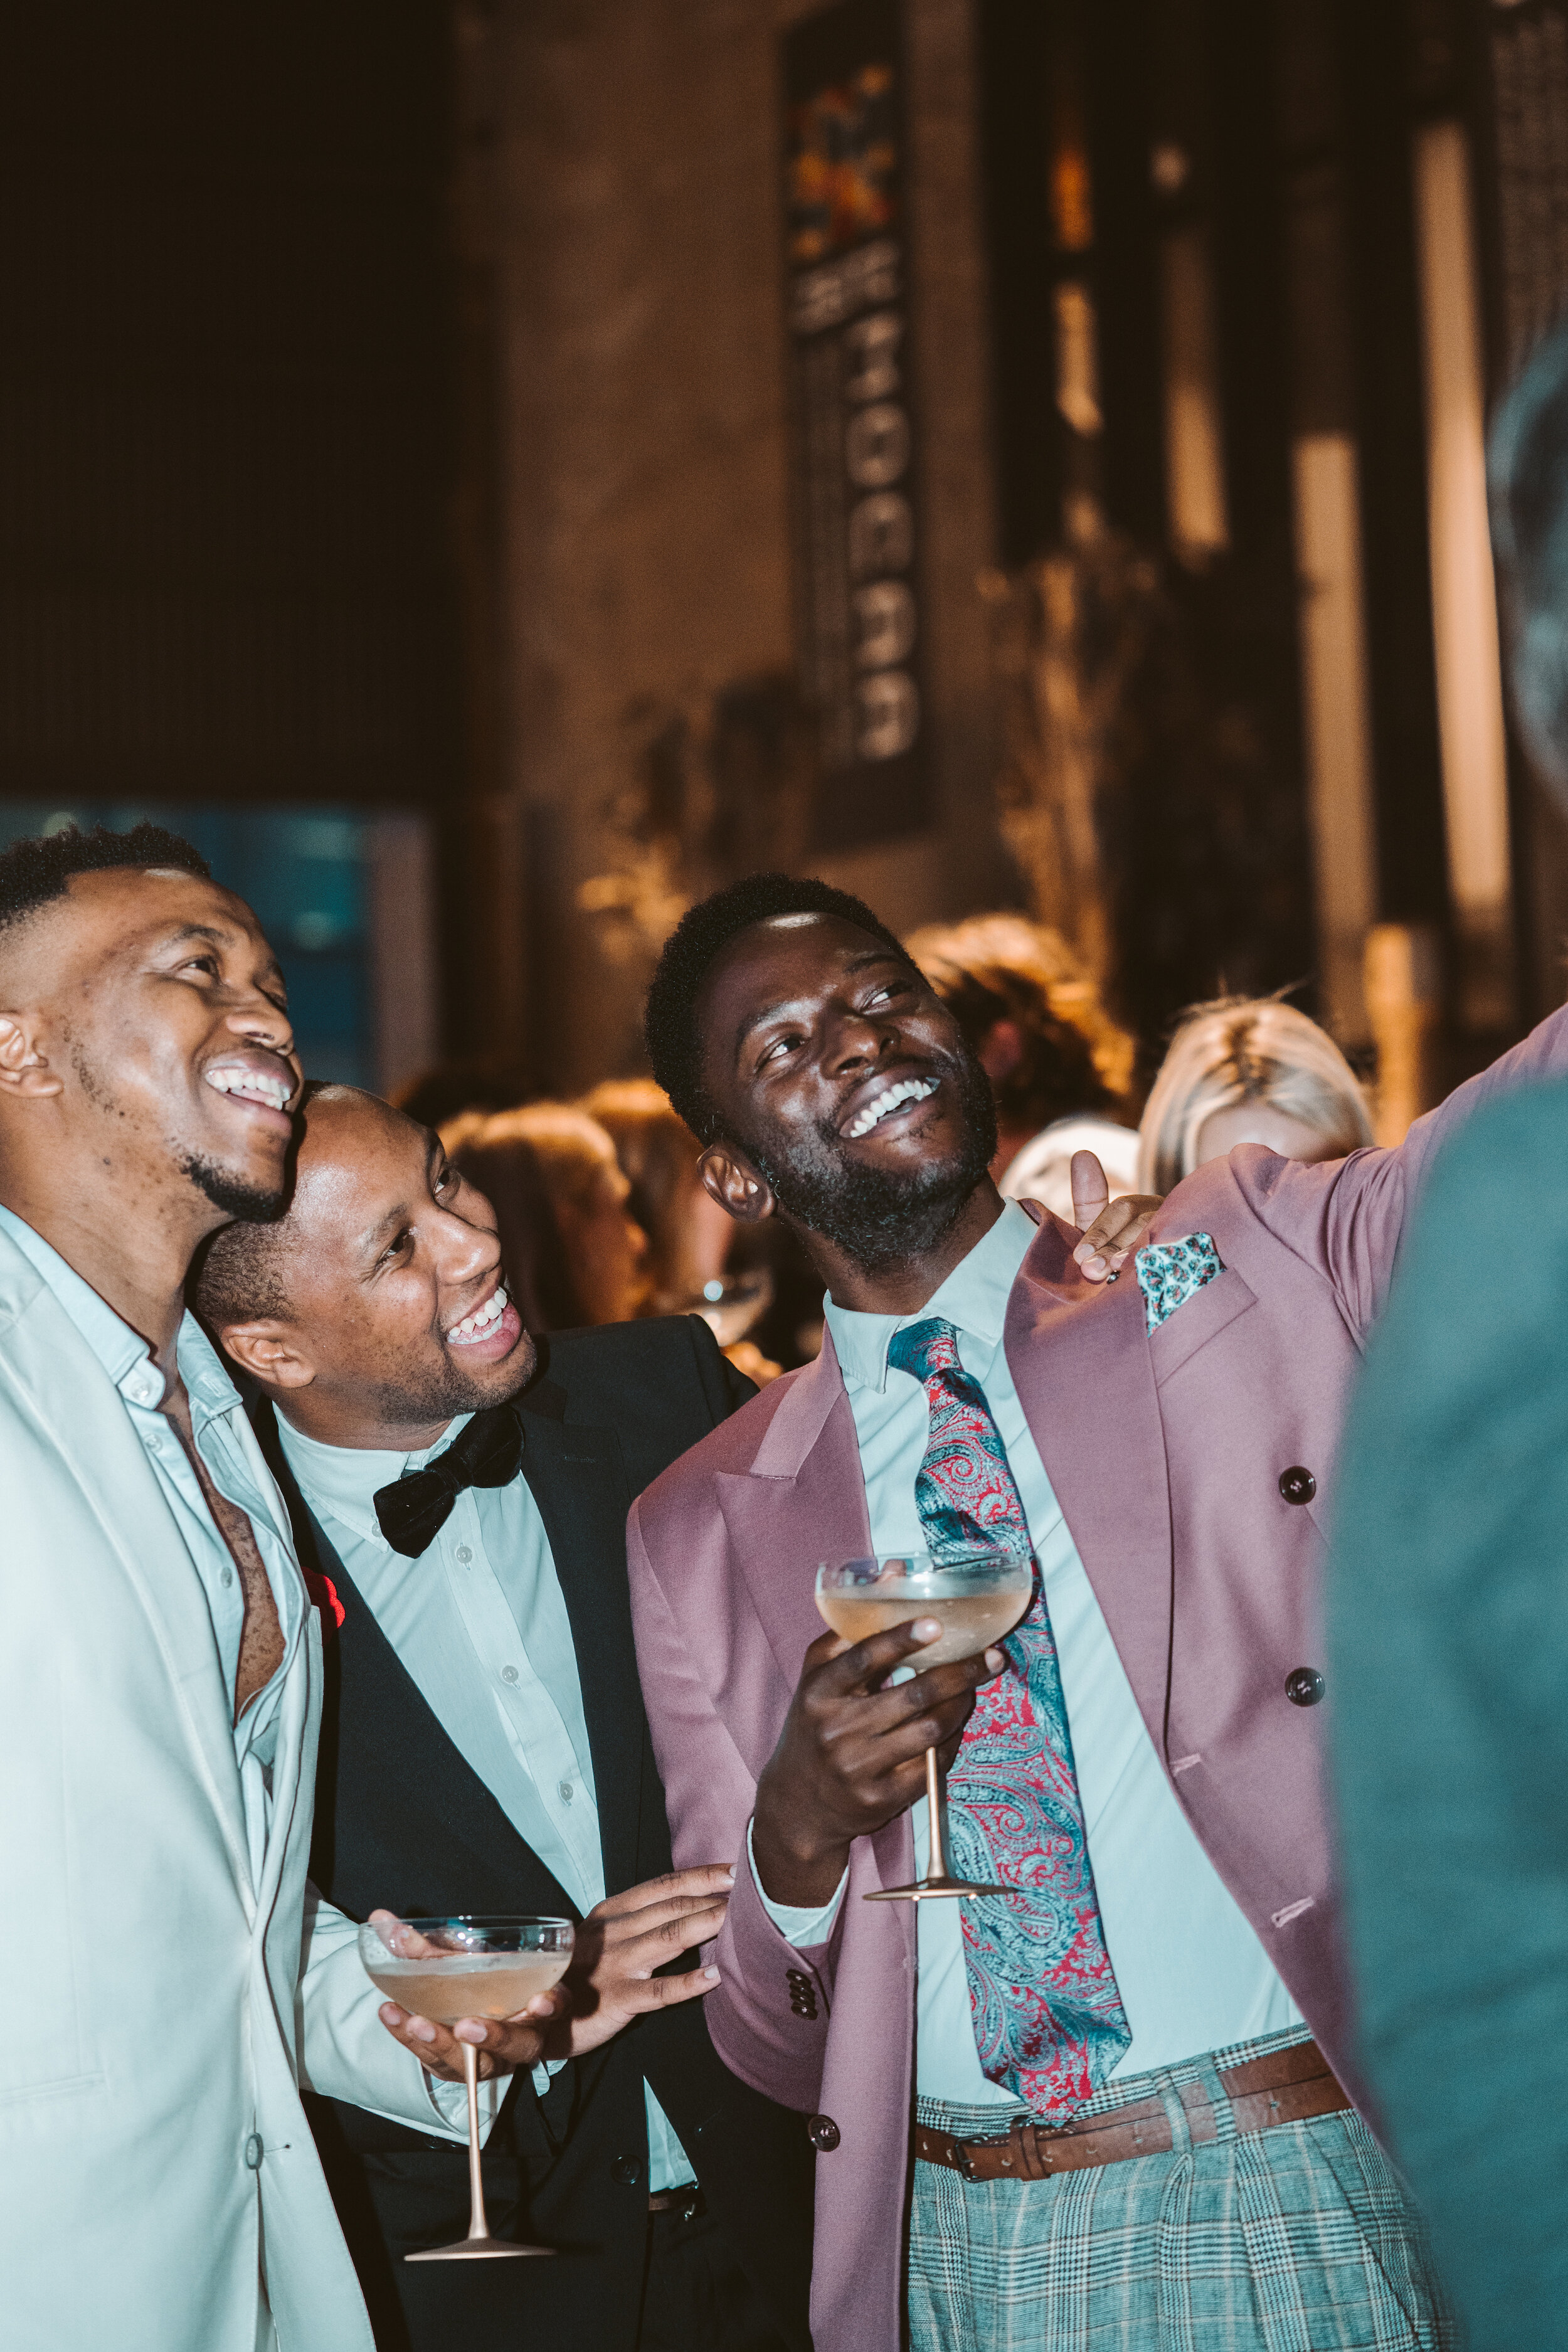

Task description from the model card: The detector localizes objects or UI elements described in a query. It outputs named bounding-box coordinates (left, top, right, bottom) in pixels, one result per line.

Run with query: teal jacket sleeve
left=1328, top=1074, right=1568, bottom=2349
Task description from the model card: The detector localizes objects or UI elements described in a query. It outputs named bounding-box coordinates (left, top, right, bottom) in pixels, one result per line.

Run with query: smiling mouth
left=203, top=1064, right=294, bottom=1113
left=843, top=1076, right=938, bottom=1140
left=445, top=1283, right=509, bottom=1346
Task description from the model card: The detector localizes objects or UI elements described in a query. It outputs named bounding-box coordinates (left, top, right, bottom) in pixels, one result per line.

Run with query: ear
left=698, top=1139, right=775, bottom=1226
left=0, top=1012, right=63, bottom=1100
left=219, top=1319, right=316, bottom=1394
left=977, top=1017, right=1025, bottom=1085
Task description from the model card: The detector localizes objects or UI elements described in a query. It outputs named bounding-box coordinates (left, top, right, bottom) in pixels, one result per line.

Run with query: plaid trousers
left=908, top=2030, right=1454, bottom=2352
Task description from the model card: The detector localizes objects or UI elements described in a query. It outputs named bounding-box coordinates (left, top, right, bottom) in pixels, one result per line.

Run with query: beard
left=364, top=1322, right=538, bottom=1430
left=179, top=1151, right=289, bottom=1224
left=745, top=1041, right=998, bottom=1276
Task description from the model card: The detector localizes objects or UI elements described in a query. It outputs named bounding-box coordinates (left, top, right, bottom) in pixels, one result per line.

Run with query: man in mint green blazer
left=1330, top=322, right=1568, bottom=2349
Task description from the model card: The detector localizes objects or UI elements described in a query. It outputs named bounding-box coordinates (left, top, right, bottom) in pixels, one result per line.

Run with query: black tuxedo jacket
left=254, top=1318, right=812, bottom=2351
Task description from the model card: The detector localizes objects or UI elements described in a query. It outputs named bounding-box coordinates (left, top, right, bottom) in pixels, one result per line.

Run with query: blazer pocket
left=1147, top=1263, right=1258, bottom=1382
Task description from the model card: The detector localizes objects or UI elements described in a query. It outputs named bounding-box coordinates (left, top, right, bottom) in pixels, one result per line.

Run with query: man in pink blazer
left=627, top=874, right=1563, bottom=2352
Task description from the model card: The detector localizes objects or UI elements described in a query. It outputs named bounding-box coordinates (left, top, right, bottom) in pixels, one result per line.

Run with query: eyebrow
left=732, top=948, right=906, bottom=1058
left=157, top=922, right=288, bottom=993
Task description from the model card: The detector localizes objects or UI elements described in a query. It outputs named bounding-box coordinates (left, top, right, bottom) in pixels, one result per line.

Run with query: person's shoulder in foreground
left=1330, top=1073, right=1568, bottom=2351
left=532, top=1310, right=756, bottom=1489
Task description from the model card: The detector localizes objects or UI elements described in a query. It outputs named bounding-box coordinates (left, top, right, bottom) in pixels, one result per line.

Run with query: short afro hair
left=644, top=871, right=915, bottom=1141
left=0, top=821, right=209, bottom=936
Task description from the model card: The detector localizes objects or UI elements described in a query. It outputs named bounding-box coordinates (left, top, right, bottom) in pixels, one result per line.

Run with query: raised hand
left=1069, top=1149, right=1162, bottom=1282
left=556, top=1865, right=732, bottom=2056
left=750, top=1622, right=1006, bottom=1909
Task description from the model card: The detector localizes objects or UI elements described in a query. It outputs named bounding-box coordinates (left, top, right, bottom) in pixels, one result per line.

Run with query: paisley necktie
left=886, top=1316, right=1130, bottom=2115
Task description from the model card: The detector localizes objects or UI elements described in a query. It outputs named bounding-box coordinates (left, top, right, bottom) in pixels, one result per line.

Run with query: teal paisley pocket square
left=1134, top=1234, right=1224, bottom=1335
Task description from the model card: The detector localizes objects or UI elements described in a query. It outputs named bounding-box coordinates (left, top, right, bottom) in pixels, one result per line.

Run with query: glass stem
left=463, top=2039, right=492, bottom=2241
left=924, top=1745, right=950, bottom=1883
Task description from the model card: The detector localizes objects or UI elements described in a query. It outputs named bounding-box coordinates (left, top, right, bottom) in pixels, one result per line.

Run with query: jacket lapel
left=1005, top=1212, right=1177, bottom=1749
left=517, top=1406, right=646, bottom=1902
left=714, top=1330, right=874, bottom=1727
left=255, top=1404, right=579, bottom=1915
left=0, top=1244, right=253, bottom=1888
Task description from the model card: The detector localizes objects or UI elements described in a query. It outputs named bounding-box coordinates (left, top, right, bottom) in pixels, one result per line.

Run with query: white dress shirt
left=277, top=1411, right=697, bottom=2190
left=758, top=1197, right=1301, bottom=2106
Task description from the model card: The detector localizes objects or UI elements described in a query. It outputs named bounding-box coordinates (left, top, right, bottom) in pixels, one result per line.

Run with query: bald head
left=198, top=1082, right=534, bottom=1453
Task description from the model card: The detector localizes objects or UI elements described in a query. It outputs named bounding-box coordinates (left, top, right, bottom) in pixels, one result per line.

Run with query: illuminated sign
left=783, top=0, right=928, bottom=848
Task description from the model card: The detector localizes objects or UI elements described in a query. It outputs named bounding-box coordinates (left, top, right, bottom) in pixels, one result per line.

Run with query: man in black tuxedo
left=194, top=1083, right=812, bottom=2352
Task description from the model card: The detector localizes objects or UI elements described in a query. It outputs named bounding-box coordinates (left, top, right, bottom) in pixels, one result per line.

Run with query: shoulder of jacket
left=632, top=1362, right=808, bottom=1525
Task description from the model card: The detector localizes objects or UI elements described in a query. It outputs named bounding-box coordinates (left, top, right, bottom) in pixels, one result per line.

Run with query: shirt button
left=558, top=1781, right=574, bottom=1805
left=501, top=1665, right=519, bottom=1685
left=123, top=1367, right=162, bottom=1407
left=455, top=1545, right=472, bottom=1564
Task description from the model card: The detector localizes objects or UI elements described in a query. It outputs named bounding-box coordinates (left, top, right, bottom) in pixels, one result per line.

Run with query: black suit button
left=1285, top=1668, right=1325, bottom=1707
left=612, top=2153, right=644, bottom=2186
left=807, top=2113, right=840, bottom=2152
left=1279, top=1466, right=1316, bottom=1506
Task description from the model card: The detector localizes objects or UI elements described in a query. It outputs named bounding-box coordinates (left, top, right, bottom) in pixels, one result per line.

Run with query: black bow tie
left=373, top=1402, right=525, bottom=1558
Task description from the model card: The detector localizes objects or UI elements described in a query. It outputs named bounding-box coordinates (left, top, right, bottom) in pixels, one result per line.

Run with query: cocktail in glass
left=815, top=1550, right=1032, bottom=1902
left=359, top=1914, right=574, bottom=2259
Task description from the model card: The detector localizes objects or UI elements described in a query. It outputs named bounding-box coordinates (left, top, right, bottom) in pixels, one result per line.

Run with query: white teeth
left=845, top=1076, right=938, bottom=1139
left=204, top=1066, right=292, bottom=1111
left=447, top=1285, right=509, bottom=1345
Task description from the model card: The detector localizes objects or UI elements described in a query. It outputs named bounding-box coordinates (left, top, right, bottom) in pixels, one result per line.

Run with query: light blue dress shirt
left=277, top=1411, right=697, bottom=2191
left=757, top=1198, right=1301, bottom=2106
left=0, top=1202, right=305, bottom=1888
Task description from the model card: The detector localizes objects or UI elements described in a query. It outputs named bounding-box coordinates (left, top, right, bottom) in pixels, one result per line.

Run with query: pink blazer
left=627, top=1007, right=1568, bottom=2352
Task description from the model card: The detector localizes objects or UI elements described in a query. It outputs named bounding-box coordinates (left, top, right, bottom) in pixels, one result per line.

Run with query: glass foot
left=864, top=1877, right=1015, bottom=1901
left=406, top=2238, right=555, bottom=2262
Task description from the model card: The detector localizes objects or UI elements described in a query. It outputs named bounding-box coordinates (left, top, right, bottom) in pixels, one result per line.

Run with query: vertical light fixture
left=1412, top=117, right=1514, bottom=1030
left=1159, top=220, right=1230, bottom=558
left=1291, top=433, right=1379, bottom=1044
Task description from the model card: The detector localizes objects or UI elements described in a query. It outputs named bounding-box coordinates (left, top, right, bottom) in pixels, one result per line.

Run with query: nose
left=224, top=992, right=295, bottom=1058
left=823, top=1000, right=898, bottom=1075
left=437, top=1202, right=502, bottom=1292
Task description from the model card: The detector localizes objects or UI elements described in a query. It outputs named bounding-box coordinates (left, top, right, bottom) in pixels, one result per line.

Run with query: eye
left=433, top=1162, right=459, bottom=1198
left=179, top=953, right=222, bottom=980
left=759, top=1029, right=805, bottom=1069
left=375, top=1226, right=414, bottom=1271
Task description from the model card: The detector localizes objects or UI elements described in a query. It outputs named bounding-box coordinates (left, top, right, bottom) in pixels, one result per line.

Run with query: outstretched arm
left=1234, top=1000, right=1568, bottom=1336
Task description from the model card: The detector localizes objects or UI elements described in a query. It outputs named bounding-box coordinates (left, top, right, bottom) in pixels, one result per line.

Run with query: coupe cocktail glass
left=359, top=1914, right=574, bottom=2259
left=815, top=1550, right=1032, bottom=1902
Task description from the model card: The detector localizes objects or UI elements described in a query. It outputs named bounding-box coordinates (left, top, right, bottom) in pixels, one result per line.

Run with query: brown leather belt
left=914, top=2038, right=1351, bottom=2183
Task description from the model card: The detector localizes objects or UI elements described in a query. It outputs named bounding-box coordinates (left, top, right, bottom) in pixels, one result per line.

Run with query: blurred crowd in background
left=401, top=912, right=1380, bottom=1385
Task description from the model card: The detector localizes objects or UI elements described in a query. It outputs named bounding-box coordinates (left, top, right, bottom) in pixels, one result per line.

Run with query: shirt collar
left=823, top=1195, right=1040, bottom=1394
left=0, top=1200, right=243, bottom=1420
left=276, top=1408, right=475, bottom=1548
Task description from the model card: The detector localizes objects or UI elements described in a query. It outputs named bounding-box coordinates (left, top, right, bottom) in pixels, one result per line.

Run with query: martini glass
left=359, top=1914, right=574, bottom=2259
left=815, top=1550, right=1032, bottom=1902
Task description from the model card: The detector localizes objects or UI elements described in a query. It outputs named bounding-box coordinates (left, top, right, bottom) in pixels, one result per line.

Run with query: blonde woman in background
left=578, top=1078, right=733, bottom=1308
left=581, top=1078, right=785, bottom=1383
left=1138, top=996, right=1374, bottom=1194
left=442, top=1101, right=651, bottom=1327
